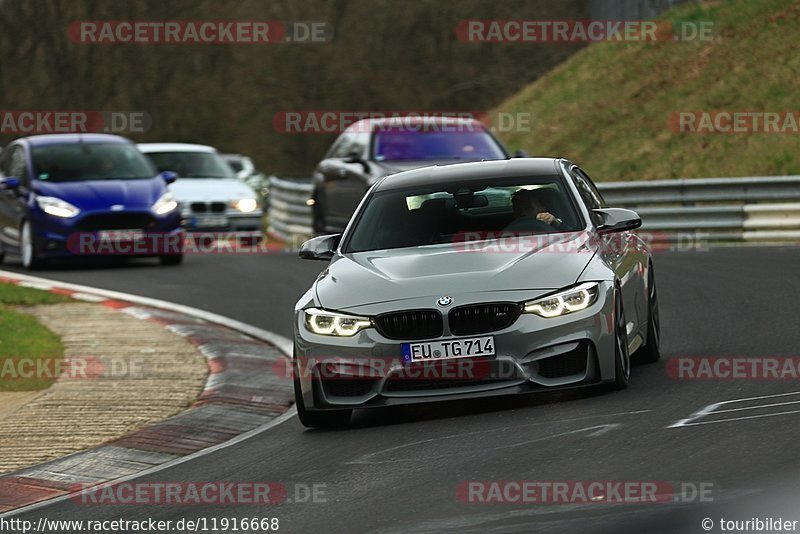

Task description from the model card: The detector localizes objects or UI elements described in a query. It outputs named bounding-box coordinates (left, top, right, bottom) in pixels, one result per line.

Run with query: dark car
left=0, top=134, right=183, bottom=269
left=310, top=116, right=514, bottom=233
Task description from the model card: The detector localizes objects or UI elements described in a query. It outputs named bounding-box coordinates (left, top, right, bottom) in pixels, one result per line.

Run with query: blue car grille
left=75, top=212, right=158, bottom=231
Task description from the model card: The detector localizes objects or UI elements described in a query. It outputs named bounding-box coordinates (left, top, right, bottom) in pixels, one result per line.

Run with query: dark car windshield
left=225, top=158, right=244, bottom=173
left=145, top=151, right=234, bottom=179
left=30, top=143, right=157, bottom=182
left=372, top=127, right=507, bottom=162
left=344, top=175, right=582, bottom=253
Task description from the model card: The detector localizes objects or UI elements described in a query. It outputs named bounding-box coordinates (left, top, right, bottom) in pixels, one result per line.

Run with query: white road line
left=669, top=408, right=800, bottom=428
left=668, top=390, right=800, bottom=428
left=712, top=398, right=800, bottom=415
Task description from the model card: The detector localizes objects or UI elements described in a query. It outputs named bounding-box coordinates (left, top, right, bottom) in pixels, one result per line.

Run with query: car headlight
left=35, top=196, right=80, bottom=218
left=231, top=198, right=259, bottom=213
left=152, top=192, right=178, bottom=215
left=523, top=282, right=600, bottom=318
left=304, top=308, right=372, bottom=336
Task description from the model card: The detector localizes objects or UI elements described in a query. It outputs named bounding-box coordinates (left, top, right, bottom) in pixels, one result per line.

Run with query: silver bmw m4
left=293, top=158, right=660, bottom=428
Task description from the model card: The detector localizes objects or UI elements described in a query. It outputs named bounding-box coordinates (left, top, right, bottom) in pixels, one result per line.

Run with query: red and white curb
left=0, top=270, right=296, bottom=516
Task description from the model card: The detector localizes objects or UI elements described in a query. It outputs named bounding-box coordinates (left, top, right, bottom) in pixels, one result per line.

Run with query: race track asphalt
left=5, top=246, right=800, bottom=533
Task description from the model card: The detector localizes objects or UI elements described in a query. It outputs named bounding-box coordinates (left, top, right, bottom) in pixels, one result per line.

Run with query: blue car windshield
left=372, top=128, right=506, bottom=162
left=146, top=151, right=235, bottom=179
left=31, top=143, right=157, bottom=182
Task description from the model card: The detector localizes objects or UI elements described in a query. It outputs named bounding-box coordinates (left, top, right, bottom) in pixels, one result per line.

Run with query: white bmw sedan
left=138, top=143, right=263, bottom=232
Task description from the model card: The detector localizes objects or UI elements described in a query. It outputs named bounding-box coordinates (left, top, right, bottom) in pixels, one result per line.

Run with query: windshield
left=345, top=175, right=582, bottom=253
left=145, top=151, right=234, bottom=179
left=30, top=143, right=157, bottom=182
left=372, top=127, right=506, bottom=162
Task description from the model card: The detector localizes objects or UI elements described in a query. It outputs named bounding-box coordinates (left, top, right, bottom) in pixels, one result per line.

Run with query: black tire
left=635, top=264, right=661, bottom=364
left=0, top=241, right=5, bottom=264
left=20, top=220, right=47, bottom=270
left=611, top=287, right=631, bottom=390
left=293, top=359, right=352, bottom=429
left=159, top=254, right=184, bottom=266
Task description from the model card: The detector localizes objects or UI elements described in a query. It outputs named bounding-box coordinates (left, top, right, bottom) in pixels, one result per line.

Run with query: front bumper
left=294, top=282, right=617, bottom=411
left=181, top=209, right=264, bottom=232
left=31, top=209, right=183, bottom=259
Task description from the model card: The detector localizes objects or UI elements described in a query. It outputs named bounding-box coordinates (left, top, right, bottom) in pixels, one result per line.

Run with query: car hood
left=168, top=178, right=256, bottom=202
left=32, top=177, right=165, bottom=210
left=315, top=232, right=597, bottom=310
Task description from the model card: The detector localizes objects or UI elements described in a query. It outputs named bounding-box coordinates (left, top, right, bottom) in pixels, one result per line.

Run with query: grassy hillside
left=496, top=0, right=800, bottom=181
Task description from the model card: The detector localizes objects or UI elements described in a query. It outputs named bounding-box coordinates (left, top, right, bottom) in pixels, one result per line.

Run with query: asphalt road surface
left=5, top=246, right=800, bottom=533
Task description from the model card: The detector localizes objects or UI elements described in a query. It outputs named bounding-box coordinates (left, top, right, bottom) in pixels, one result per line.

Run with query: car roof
left=373, top=158, right=566, bottom=192
left=20, top=133, right=133, bottom=148
left=137, top=143, right=218, bottom=153
left=344, top=116, right=487, bottom=134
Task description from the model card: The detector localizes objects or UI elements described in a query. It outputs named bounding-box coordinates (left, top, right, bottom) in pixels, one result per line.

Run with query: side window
left=573, top=168, right=605, bottom=209
left=0, top=148, right=9, bottom=177
left=6, top=147, right=29, bottom=185
left=326, top=133, right=356, bottom=158
left=348, top=132, right=369, bottom=159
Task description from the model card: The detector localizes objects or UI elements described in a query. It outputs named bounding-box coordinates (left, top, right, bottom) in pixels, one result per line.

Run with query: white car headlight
left=305, top=308, right=372, bottom=336
left=152, top=192, right=178, bottom=215
left=523, top=282, right=600, bottom=318
left=36, top=196, right=80, bottom=218
left=231, top=198, right=259, bottom=213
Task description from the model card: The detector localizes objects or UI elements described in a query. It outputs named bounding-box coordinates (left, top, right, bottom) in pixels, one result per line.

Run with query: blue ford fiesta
left=0, top=134, right=184, bottom=269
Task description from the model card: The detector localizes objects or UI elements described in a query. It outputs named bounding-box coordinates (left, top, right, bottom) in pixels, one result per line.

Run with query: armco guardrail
left=268, top=175, right=800, bottom=244
left=600, top=176, right=800, bottom=242
left=267, top=177, right=315, bottom=241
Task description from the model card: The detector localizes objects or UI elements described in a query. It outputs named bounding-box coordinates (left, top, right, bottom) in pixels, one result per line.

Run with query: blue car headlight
left=35, top=196, right=80, bottom=218
left=523, top=282, right=600, bottom=318
left=152, top=193, right=179, bottom=215
left=304, top=308, right=372, bottom=336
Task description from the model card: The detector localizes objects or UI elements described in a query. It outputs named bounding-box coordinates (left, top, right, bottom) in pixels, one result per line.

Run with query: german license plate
left=401, top=336, right=495, bottom=363
left=98, top=229, right=143, bottom=241
left=195, top=216, right=227, bottom=228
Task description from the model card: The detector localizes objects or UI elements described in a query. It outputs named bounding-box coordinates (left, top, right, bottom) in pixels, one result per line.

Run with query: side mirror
left=513, top=149, right=529, bottom=158
left=160, top=171, right=178, bottom=184
left=299, top=234, right=341, bottom=261
left=343, top=151, right=370, bottom=174
left=593, top=208, right=642, bottom=234
left=0, top=177, right=21, bottom=190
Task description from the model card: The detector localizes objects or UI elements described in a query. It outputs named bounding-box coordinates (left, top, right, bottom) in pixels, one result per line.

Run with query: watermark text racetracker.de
left=1, top=516, right=281, bottom=533
left=68, top=20, right=332, bottom=44
left=0, top=356, right=144, bottom=382
left=67, top=481, right=325, bottom=506
left=272, top=110, right=534, bottom=134
left=670, top=111, right=800, bottom=134
left=0, top=110, right=150, bottom=134
left=457, top=480, right=714, bottom=504
left=456, top=19, right=716, bottom=43
left=450, top=230, right=709, bottom=254
left=668, top=357, right=800, bottom=380
left=67, top=231, right=277, bottom=255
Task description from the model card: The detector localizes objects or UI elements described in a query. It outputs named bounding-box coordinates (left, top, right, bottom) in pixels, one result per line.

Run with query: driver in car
left=505, top=188, right=567, bottom=232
